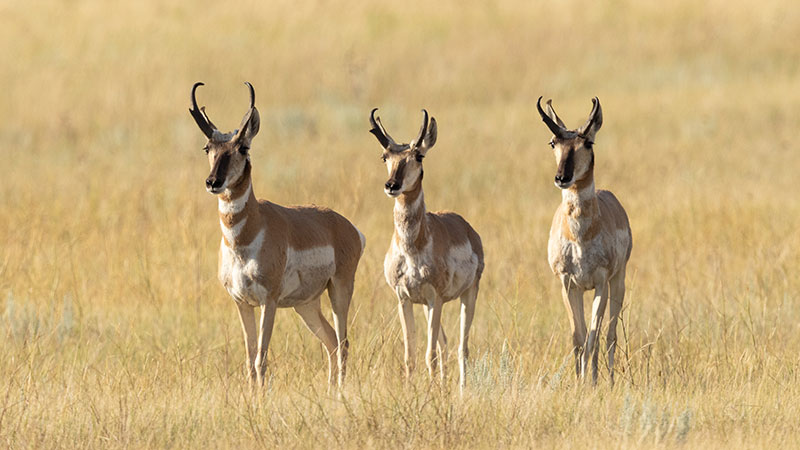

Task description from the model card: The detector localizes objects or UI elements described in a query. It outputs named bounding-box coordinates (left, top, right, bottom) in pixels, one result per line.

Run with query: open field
left=2, top=0, right=800, bottom=448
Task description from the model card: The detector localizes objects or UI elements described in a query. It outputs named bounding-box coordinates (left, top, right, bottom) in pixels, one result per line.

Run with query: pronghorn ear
left=235, top=107, right=260, bottom=145
left=578, top=97, right=603, bottom=141
left=417, top=117, right=437, bottom=155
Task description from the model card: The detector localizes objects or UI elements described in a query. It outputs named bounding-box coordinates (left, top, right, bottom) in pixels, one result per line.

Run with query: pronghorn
left=189, top=82, right=365, bottom=387
left=368, top=108, right=484, bottom=390
left=536, top=96, right=632, bottom=385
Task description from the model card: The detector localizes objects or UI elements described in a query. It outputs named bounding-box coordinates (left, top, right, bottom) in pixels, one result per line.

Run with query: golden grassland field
left=2, top=0, right=800, bottom=448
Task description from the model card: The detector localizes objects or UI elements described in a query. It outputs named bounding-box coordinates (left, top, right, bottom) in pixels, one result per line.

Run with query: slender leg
left=561, top=279, right=587, bottom=379
left=255, top=301, right=278, bottom=387
left=607, top=269, right=626, bottom=387
left=236, top=302, right=258, bottom=383
left=398, top=298, right=416, bottom=378
left=294, top=298, right=339, bottom=386
left=327, top=277, right=353, bottom=387
left=458, top=283, right=478, bottom=393
left=424, top=293, right=444, bottom=380
left=584, top=281, right=609, bottom=385
left=423, top=303, right=447, bottom=381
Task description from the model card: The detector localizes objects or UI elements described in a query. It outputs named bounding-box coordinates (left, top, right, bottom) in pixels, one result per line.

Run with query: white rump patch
left=355, top=227, right=366, bottom=254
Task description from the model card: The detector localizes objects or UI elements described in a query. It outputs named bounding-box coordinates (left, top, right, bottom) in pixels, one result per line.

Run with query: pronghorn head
left=190, top=82, right=261, bottom=195
left=369, top=108, right=437, bottom=198
left=537, top=97, right=603, bottom=190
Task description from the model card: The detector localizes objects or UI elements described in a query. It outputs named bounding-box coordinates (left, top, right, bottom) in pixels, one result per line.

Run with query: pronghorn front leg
left=584, top=279, right=609, bottom=385
left=255, top=301, right=278, bottom=387
left=561, top=279, right=587, bottom=379
left=398, top=298, right=416, bottom=378
left=236, top=302, right=258, bottom=383
left=424, top=289, right=444, bottom=380
left=423, top=302, right=447, bottom=381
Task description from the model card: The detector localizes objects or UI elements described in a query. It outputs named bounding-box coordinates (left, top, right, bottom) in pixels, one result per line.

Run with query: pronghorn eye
left=415, top=154, right=424, bottom=162
left=548, top=141, right=555, bottom=149
left=381, top=155, right=387, bottom=162
left=585, top=141, right=594, bottom=150
left=239, top=146, right=249, bottom=155
left=203, top=146, right=210, bottom=154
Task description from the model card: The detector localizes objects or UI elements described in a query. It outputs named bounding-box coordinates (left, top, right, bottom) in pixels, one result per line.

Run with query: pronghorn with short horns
left=190, top=82, right=365, bottom=387
left=536, top=96, right=632, bottom=385
left=369, top=108, right=484, bottom=390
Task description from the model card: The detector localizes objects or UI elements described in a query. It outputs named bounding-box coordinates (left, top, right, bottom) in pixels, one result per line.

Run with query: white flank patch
left=218, top=183, right=252, bottom=215
left=220, top=217, right=247, bottom=243
left=444, top=241, right=478, bottom=298
left=279, top=245, right=336, bottom=299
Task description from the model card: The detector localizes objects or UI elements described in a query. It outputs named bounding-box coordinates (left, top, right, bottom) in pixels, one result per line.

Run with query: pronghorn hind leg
left=294, top=297, right=339, bottom=386
left=327, top=277, right=354, bottom=388
left=235, top=302, right=258, bottom=383
left=458, top=282, right=479, bottom=393
left=585, top=280, right=609, bottom=386
left=607, top=269, right=625, bottom=387
left=255, top=301, right=278, bottom=387
left=561, top=280, right=587, bottom=379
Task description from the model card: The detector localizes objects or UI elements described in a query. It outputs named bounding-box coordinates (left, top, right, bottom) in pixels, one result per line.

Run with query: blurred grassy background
left=2, top=0, right=800, bottom=447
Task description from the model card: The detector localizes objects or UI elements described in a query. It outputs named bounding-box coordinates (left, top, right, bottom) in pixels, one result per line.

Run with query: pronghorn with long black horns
left=536, top=96, right=632, bottom=385
left=190, top=82, right=365, bottom=388
left=369, top=108, right=484, bottom=391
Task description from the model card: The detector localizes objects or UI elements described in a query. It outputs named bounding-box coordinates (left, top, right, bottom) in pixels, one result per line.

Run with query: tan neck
left=218, top=161, right=261, bottom=248
left=393, top=178, right=428, bottom=250
left=561, top=172, right=600, bottom=240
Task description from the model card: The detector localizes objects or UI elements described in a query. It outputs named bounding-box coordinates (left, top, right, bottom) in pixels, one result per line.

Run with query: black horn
left=244, top=81, right=256, bottom=110
left=190, top=82, right=215, bottom=139
left=537, top=96, right=566, bottom=138
left=412, top=109, right=429, bottom=148
left=369, top=108, right=397, bottom=149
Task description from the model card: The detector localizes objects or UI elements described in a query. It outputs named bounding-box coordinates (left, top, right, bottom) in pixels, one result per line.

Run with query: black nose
left=385, top=180, right=400, bottom=192
left=206, top=177, right=223, bottom=190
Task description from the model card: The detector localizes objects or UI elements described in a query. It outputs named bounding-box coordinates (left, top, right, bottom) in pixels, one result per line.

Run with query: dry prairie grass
left=2, top=0, right=800, bottom=448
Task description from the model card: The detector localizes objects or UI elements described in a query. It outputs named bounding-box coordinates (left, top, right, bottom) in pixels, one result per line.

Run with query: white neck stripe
left=219, top=182, right=252, bottom=215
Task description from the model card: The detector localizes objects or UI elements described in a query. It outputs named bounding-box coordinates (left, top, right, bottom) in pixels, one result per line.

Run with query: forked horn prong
left=537, top=96, right=567, bottom=139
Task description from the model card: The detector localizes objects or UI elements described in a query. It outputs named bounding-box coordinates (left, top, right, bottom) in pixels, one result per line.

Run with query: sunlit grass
left=2, top=0, right=799, bottom=447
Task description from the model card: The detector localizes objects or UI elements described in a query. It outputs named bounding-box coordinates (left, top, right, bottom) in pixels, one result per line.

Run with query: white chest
left=549, top=234, right=609, bottom=290
left=385, top=239, right=433, bottom=301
